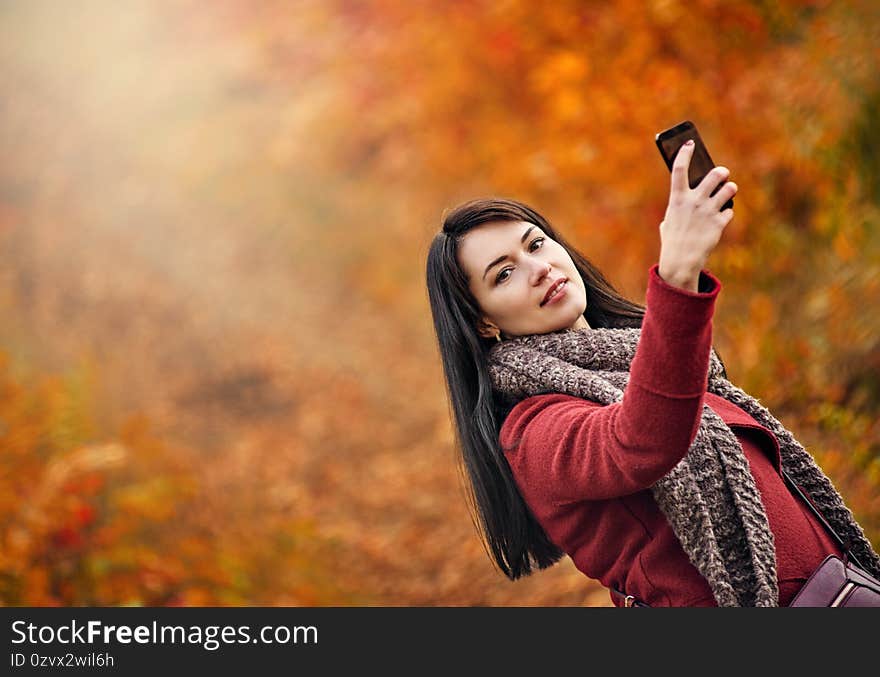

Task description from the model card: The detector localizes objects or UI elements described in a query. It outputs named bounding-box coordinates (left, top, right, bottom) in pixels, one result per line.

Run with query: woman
left=425, top=140, right=880, bottom=606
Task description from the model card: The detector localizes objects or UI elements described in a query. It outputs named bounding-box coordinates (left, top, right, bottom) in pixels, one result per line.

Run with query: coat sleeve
left=500, top=263, right=721, bottom=503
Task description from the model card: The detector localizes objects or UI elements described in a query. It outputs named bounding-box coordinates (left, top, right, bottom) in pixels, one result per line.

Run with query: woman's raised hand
left=657, top=139, right=737, bottom=291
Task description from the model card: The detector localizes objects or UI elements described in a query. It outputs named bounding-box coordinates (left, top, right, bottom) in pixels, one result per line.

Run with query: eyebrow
left=482, top=225, right=537, bottom=280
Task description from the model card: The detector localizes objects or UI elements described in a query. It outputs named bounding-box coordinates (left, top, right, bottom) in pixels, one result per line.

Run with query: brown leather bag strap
left=780, top=469, right=865, bottom=571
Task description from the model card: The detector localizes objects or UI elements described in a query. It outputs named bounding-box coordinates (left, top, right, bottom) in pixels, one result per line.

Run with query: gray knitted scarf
left=488, top=325, right=880, bottom=607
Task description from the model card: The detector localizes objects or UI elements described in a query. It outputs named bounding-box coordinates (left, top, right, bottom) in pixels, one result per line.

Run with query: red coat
left=499, top=264, right=841, bottom=606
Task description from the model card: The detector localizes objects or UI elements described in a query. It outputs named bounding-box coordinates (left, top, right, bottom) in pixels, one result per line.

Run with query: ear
left=476, top=318, right=500, bottom=339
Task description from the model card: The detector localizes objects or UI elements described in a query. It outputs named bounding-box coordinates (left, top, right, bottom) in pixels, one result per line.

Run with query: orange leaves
left=529, top=50, right=590, bottom=125
left=0, top=346, right=355, bottom=605
left=832, top=229, right=858, bottom=262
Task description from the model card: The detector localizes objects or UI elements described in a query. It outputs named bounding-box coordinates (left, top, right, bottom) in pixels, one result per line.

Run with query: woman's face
left=457, top=220, right=590, bottom=339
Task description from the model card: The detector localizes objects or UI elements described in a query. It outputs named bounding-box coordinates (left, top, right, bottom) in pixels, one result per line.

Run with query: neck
left=570, top=315, right=591, bottom=331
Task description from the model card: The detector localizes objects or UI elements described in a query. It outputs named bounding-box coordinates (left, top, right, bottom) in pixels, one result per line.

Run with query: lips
left=541, top=278, right=568, bottom=306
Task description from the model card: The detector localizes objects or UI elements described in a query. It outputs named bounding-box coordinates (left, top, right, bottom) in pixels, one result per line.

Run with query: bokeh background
left=1, top=0, right=878, bottom=606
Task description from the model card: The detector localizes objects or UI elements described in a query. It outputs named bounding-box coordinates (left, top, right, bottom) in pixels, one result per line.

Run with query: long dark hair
left=425, top=197, right=648, bottom=580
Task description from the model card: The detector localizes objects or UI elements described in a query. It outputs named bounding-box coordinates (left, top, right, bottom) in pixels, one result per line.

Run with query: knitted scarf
left=488, top=325, right=880, bottom=607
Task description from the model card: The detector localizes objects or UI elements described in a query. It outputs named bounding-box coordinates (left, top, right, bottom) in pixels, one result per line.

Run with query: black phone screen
left=655, top=120, right=733, bottom=210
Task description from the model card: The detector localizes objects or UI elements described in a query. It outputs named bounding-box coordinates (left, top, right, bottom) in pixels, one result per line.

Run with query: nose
left=531, top=261, right=552, bottom=286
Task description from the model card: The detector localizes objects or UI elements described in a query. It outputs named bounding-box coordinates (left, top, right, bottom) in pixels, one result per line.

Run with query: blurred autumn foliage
left=0, top=0, right=878, bottom=606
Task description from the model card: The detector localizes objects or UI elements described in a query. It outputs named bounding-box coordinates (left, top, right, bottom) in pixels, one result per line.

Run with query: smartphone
left=655, top=120, right=733, bottom=211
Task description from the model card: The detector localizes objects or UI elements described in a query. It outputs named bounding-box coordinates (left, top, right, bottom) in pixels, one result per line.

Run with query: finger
left=671, top=140, right=695, bottom=194
left=710, top=180, right=738, bottom=209
left=720, top=208, right=734, bottom=226
left=697, top=166, right=731, bottom=199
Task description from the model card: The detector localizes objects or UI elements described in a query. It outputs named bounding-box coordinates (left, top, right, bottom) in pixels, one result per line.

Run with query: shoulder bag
left=782, top=470, right=880, bottom=607
left=610, top=470, right=880, bottom=607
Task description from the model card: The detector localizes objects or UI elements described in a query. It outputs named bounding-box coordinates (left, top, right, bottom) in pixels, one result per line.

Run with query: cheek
left=555, top=247, right=576, bottom=268
left=471, top=285, right=499, bottom=316
left=496, top=286, right=535, bottom=318
left=475, top=286, right=512, bottom=319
